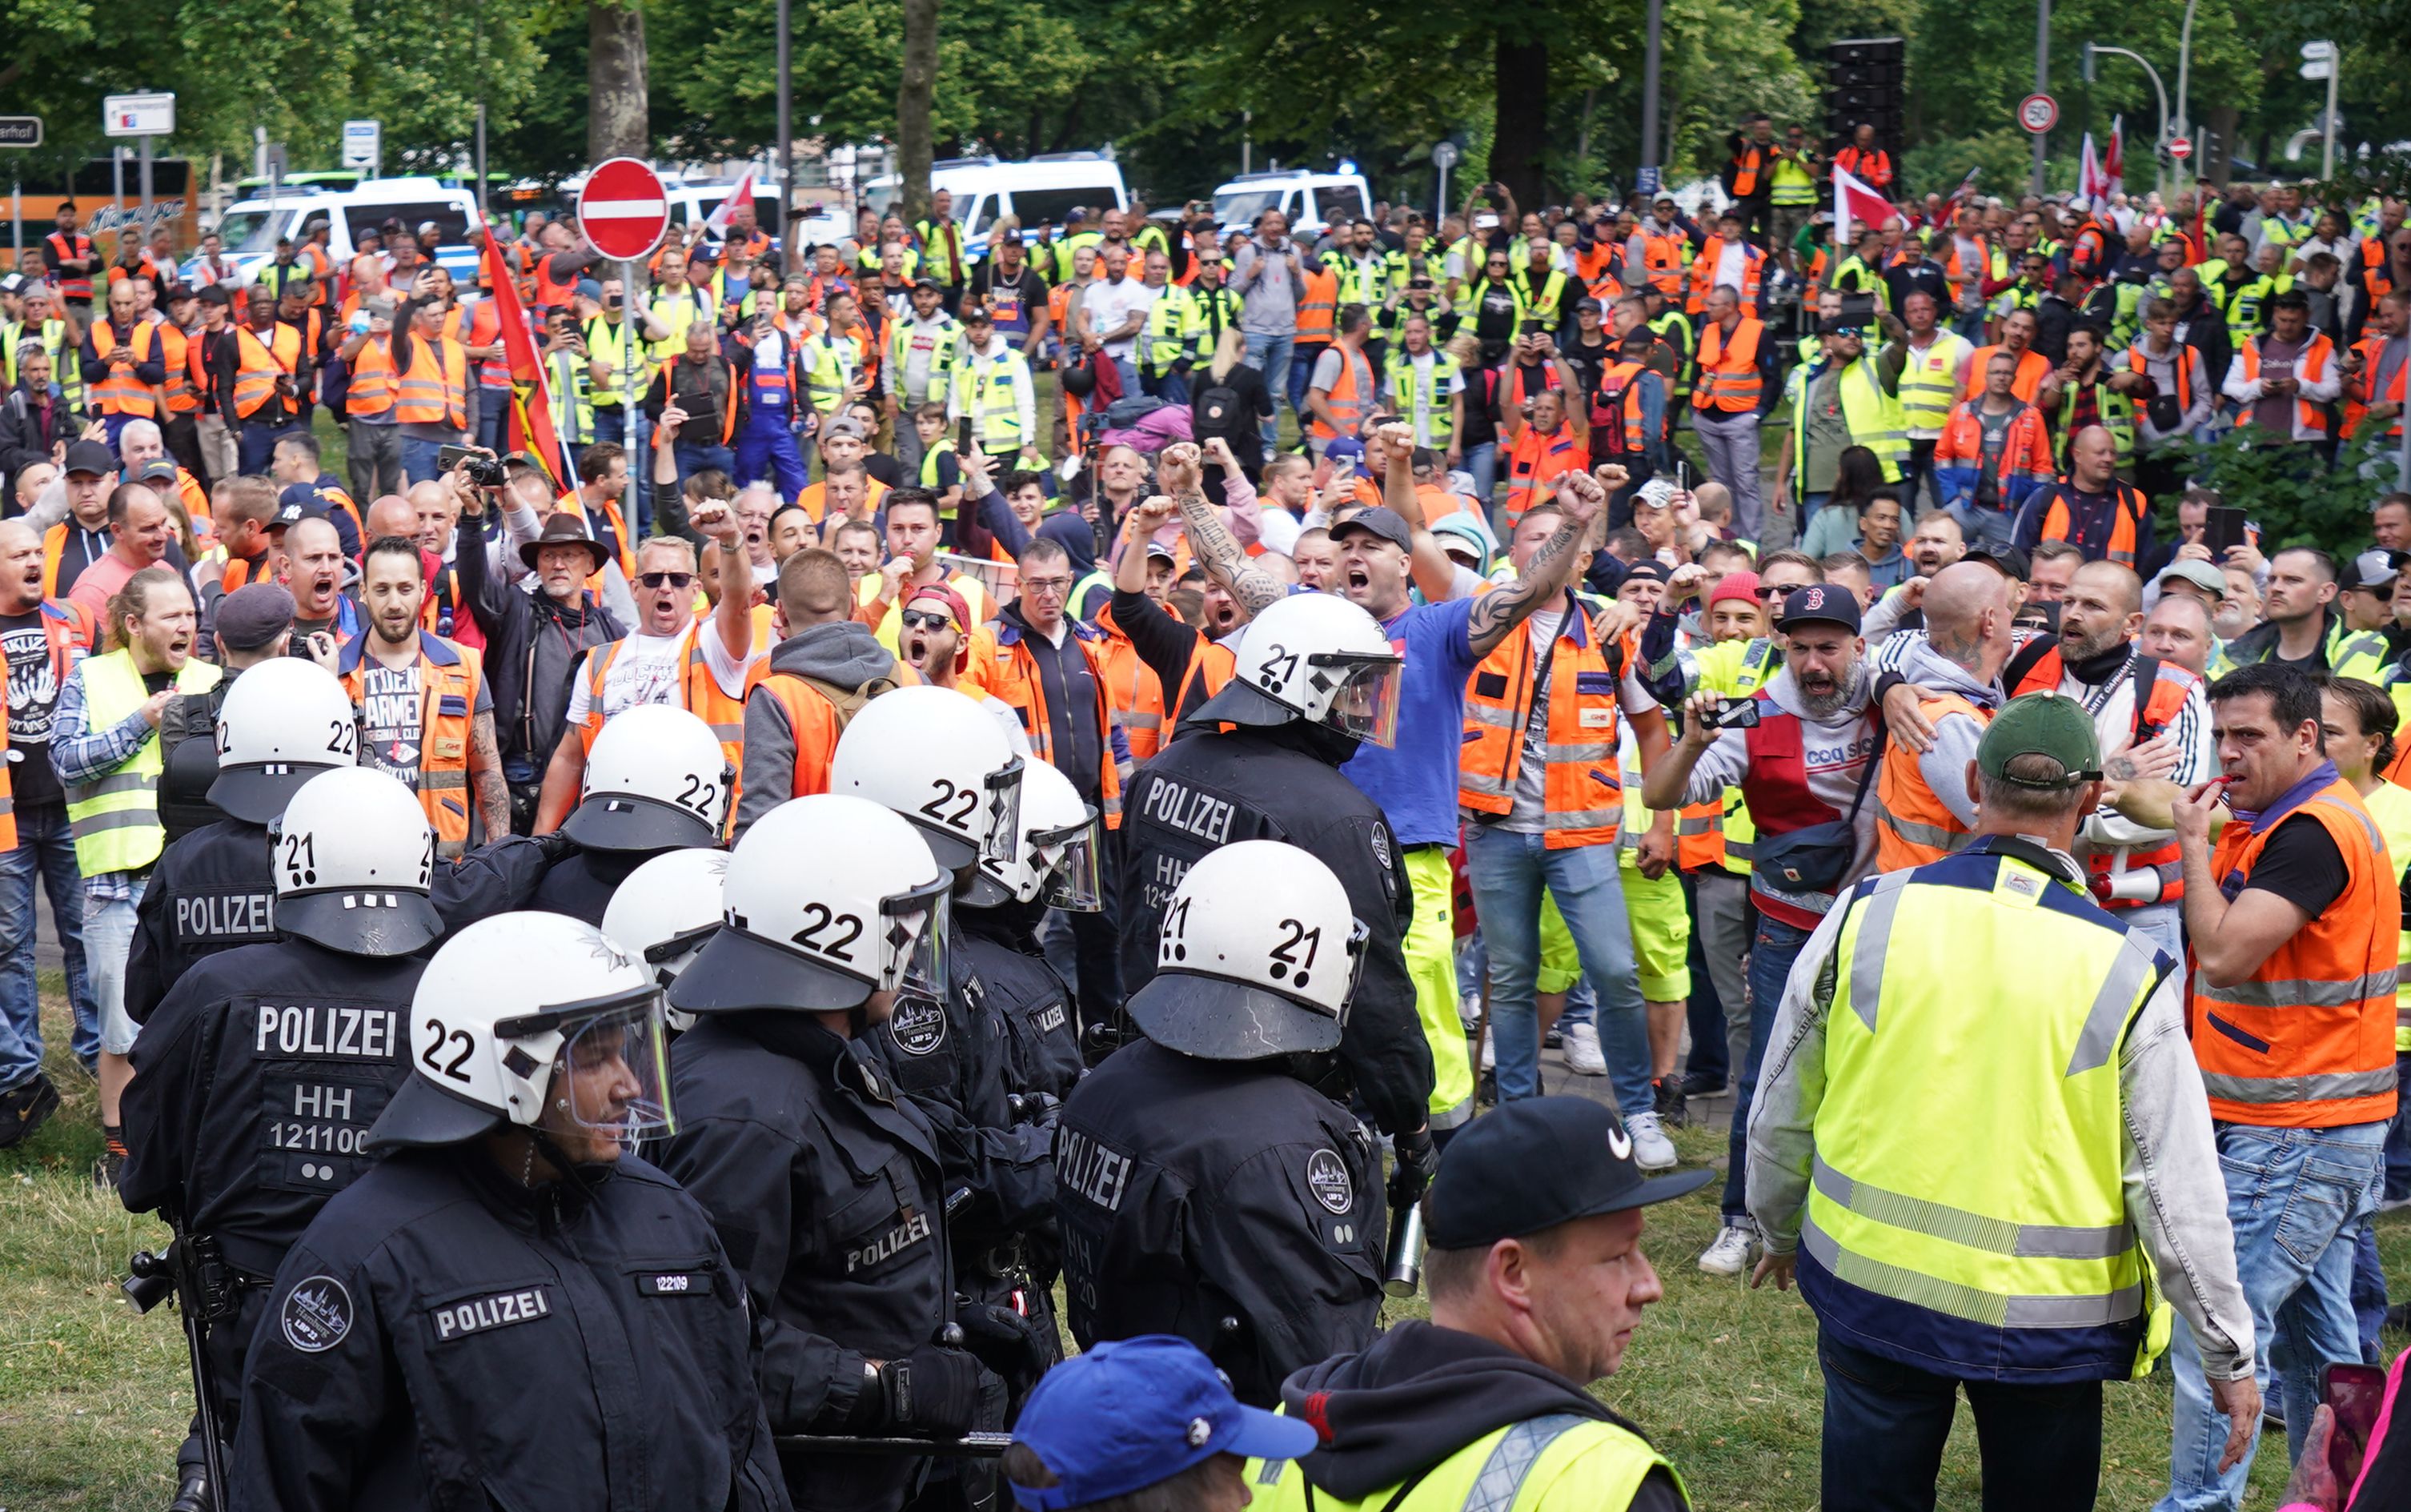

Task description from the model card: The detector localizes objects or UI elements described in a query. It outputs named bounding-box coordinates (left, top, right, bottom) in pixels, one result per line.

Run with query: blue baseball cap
left=1008, top=1337, right=1317, bottom=1512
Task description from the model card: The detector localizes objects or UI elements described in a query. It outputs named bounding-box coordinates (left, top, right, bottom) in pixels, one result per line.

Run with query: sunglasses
left=900, top=609, right=959, bottom=632
left=637, top=572, right=695, bottom=590
left=1753, top=585, right=1790, bottom=600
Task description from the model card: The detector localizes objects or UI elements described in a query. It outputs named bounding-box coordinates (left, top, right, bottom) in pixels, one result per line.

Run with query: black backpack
left=1193, top=379, right=1243, bottom=439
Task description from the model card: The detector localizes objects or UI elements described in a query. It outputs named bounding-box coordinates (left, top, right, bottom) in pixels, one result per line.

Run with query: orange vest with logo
left=339, top=633, right=483, bottom=858
left=1640, top=230, right=1689, bottom=298
left=963, top=619, right=1125, bottom=827
left=1695, top=317, right=1766, bottom=415
left=1874, top=692, right=1988, bottom=868
left=1502, top=423, right=1582, bottom=528
left=1458, top=596, right=1630, bottom=848
left=2192, top=772, right=2398, bottom=1128
left=90, top=323, right=161, bottom=417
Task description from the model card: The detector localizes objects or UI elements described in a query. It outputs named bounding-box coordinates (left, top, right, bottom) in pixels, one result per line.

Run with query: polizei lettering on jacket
left=432, top=1285, right=554, bottom=1342
left=177, top=891, right=275, bottom=941
left=846, top=1211, right=933, bottom=1273
left=1057, top=1125, right=1133, bottom=1212
left=1139, top=779, right=1238, bottom=846
left=254, top=1004, right=399, bottom=1061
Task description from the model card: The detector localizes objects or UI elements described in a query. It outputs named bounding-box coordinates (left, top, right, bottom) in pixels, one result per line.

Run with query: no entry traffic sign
left=2169, top=136, right=2193, bottom=159
left=2017, top=93, right=2060, bottom=134
left=578, top=158, right=670, bottom=262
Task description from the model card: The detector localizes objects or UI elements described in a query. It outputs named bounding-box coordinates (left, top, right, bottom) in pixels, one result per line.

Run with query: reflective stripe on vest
left=1894, top=332, right=1971, bottom=436
left=1694, top=318, right=1765, bottom=415
left=68, top=650, right=220, bottom=875
left=232, top=324, right=303, bottom=418
left=1310, top=347, right=1373, bottom=441
left=1874, top=694, right=1986, bottom=869
left=1458, top=604, right=1627, bottom=848
left=90, top=323, right=160, bottom=417
left=394, top=337, right=469, bottom=429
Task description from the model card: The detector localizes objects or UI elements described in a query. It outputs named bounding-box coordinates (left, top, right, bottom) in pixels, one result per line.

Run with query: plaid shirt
left=50, top=661, right=162, bottom=902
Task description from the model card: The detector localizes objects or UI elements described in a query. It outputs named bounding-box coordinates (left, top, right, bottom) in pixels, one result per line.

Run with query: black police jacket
left=528, top=845, right=649, bottom=926
left=1117, top=725, right=1432, bottom=1138
left=958, top=904, right=1083, bottom=1105
left=1055, top=1038, right=1386, bottom=1408
left=125, top=817, right=279, bottom=1028
left=658, top=1013, right=952, bottom=1512
left=231, top=1149, right=790, bottom=1512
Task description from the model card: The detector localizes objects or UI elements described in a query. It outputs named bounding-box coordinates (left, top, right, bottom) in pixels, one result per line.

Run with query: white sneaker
left=1698, top=1220, right=1758, bottom=1277
left=1459, top=992, right=1483, bottom=1031
left=1479, top=1025, right=1495, bottom=1071
left=1561, top=1021, right=1607, bottom=1076
left=1625, top=1110, right=1678, bottom=1171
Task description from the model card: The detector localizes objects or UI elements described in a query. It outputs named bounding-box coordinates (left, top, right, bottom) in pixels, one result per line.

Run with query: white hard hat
left=367, top=912, right=672, bottom=1153
left=271, top=768, right=442, bottom=957
left=1187, top=592, right=1402, bottom=746
left=977, top=758, right=1101, bottom=909
left=600, top=848, right=728, bottom=1033
left=1126, top=839, right=1366, bottom=1060
left=828, top=684, right=1025, bottom=902
left=209, top=658, right=358, bottom=823
left=563, top=704, right=730, bottom=853
left=669, top=795, right=952, bottom=1017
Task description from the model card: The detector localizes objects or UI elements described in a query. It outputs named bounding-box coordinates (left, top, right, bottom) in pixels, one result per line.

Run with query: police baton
left=1382, top=1200, right=1426, bottom=1298
left=774, top=1431, right=1015, bottom=1459
left=125, top=1233, right=232, bottom=1501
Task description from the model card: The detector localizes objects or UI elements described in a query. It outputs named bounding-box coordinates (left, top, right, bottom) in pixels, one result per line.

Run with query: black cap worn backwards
left=1424, top=1097, right=1711, bottom=1250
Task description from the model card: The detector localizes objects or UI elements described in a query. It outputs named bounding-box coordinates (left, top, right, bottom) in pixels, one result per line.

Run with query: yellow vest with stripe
left=1141, top=284, right=1193, bottom=375
left=67, top=649, right=222, bottom=876
left=1384, top=350, right=1462, bottom=447
left=1790, top=357, right=1907, bottom=487
left=1801, top=841, right=2174, bottom=1382
left=1249, top=1409, right=1681, bottom=1512
left=583, top=315, right=647, bottom=407
left=1687, top=636, right=1780, bottom=870
left=2363, top=778, right=2411, bottom=1053
left=2331, top=628, right=2393, bottom=686
left=1892, top=331, right=1972, bottom=439
left=2, top=319, right=81, bottom=410
left=949, top=346, right=1033, bottom=452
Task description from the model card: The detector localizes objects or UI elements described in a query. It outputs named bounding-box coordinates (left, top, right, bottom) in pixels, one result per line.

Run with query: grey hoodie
left=732, top=621, right=908, bottom=837
left=1887, top=636, right=2004, bottom=832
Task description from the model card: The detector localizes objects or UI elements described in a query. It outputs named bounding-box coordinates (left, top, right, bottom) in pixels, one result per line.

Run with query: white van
left=204, top=177, right=485, bottom=287
left=863, top=153, right=1129, bottom=258
left=1212, top=170, right=1372, bottom=239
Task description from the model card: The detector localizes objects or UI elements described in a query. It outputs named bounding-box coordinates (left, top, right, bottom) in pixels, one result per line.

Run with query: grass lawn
left=4, top=973, right=2381, bottom=1509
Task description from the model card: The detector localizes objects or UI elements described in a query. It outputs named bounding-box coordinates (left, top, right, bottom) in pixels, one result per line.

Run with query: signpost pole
left=2032, top=0, right=2052, bottom=195
left=624, top=259, right=640, bottom=517
left=139, top=134, right=152, bottom=238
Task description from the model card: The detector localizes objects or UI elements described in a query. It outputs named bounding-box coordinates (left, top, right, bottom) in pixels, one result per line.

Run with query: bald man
left=2013, top=424, right=2153, bottom=565
left=1873, top=560, right=2013, bottom=868
left=282, top=515, right=359, bottom=649
left=2142, top=594, right=2216, bottom=679
left=363, top=494, right=417, bottom=542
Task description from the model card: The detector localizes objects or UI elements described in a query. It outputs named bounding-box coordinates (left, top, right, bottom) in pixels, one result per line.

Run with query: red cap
left=1707, top=570, right=1760, bottom=609
left=905, top=582, right=971, bottom=631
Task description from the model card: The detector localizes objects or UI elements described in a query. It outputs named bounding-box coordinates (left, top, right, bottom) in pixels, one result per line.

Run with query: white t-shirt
left=1498, top=607, right=1658, bottom=833
left=562, top=619, right=756, bottom=730
left=1084, top=277, right=1157, bottom=359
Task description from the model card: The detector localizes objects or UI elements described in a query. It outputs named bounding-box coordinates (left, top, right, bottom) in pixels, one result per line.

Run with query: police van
left=864, top=152, right=1129, bottom=259
left=204, top=178, right=485, bottom=288
left=1212, top=170, right=1373, bottom=239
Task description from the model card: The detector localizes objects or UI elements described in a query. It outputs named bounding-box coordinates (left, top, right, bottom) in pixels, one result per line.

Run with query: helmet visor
left=547, top=996, right=676, bottom=1154
left=641, top=921, right=723, bottom=986
left=1034, top=814, right=1105, bottom=912
left=1313, top=653, right=1402, bottom=748
left=883, top=872, right=954, bottom=1000
left=981, top=756, right=1027, bottom=868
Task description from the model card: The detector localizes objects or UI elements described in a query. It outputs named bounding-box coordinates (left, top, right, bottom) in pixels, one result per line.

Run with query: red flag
left=1832, top=162, right=1896, bottom=243
left=1942, top=166, right=1982, bottom=219
left=480, top=231, right=568, bottom=490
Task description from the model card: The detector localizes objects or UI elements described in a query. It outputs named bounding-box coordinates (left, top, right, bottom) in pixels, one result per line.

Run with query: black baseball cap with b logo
left=1779, top=583, right=1861, bottom=633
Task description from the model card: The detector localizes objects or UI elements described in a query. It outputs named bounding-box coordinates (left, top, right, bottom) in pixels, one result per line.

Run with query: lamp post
left=2174, top=0, right=2200, bottom=186
left=2032, top=0, right=2052, bottom=195
left=2084, top=42, right=2172, bottom=193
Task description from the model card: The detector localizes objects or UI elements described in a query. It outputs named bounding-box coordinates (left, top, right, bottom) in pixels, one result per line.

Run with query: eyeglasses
left=1022, top=576, right=1073, bottom=596
left=637, top=572, right=695, bottom=590
left=899, top=609, right=959, bottom=632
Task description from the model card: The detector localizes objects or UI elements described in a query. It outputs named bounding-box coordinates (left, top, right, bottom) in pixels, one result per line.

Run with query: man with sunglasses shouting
left=536, top=494, right=762, bottom=836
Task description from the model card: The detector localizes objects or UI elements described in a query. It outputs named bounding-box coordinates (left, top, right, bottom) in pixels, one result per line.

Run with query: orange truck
left=3, top=157, right=202, bottom=272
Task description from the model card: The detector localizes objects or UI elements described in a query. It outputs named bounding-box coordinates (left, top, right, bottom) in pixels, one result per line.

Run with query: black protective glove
left=1389, top=1126, right=1437, bottom=1212
left=953, top=1301, right=1050, bottom=1396
left=533, top=830, right=581, bottom=866
left=877, top=1344, right=985, bottom=1438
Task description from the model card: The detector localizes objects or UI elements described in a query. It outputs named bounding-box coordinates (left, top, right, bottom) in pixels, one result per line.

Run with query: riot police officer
left=158, top=582, right=297, bottom=844
left=230, top=910, right=791, bottom=1512
left=125, top=656, right=357, bottom=1028
left=1117, top=590, right=1436, bottom=1190
left=119, top=768, right=441, bottom=1512
left=600, top=845, right=729, bottom=1029
left=1057, top=840, right=1389, bottom=1407
left=532, top=704, right=732, bottom=923
left=660, top=796, right=1038, bottom=1512
left=964, top=759, right=1097, bottom=1105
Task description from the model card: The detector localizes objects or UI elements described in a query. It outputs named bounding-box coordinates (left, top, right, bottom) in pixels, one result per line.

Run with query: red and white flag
left=705, top=170, right=758, bottom=235
left=1832, top=161, right=1896, bottom=243
left=2103, top=117, right=2126, bottom=200
left=1941, top=166, right=1982, bottom=219
left=2080, top=120, right=2126, bottom=211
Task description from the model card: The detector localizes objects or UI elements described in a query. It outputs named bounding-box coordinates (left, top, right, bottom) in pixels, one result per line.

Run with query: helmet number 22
left=791, top=902, right=863, bottom=962
left=919, top=779, right=980, bottom=832
left=418, top=1017, right=476, bottom=1084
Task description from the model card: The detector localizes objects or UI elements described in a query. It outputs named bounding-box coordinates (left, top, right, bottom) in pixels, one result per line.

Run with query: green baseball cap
left=1978, top=692, right=2102, bottom=790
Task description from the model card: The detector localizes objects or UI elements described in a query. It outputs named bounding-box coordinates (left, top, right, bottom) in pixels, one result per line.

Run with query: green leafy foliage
left=2168, top=428, right=2398, bottom=552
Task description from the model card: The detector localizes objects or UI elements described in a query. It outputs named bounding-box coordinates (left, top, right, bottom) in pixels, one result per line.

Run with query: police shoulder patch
left=281, top=1274, right=353, bottom=1354
left=890, top=995, right=949, bottom=1057
left=1369, top=822, right=1394, bottom=870
left=1305, top=1148, right=1355, bottom=1214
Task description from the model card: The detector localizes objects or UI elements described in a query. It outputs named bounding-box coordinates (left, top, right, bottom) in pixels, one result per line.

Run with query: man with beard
left=1998, top=559, right=2213, bottom=959
left=857, top=489, right=991, bottom=652
left=1641, top=584, right=1880, bottom=1279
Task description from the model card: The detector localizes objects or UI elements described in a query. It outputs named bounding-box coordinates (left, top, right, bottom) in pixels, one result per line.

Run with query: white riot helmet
left=366, top=912, right=673, bottom=1154
left=600, top=848, right=728, bottom=1033
left=669, top=795, right=952, bottom=1017
left=271, top=768, right=443, bottom=957
left=828, top=684, right=1025, bottom=904
left=1127, top=839, right=1367, bottom=1061
left=209, top=658, right=358, bottom=824
left=562, top=704, right=730, bottom=853
left=1185, top=592, right=1401, bottom=746
left=977, top=758, right=1101, bottom=910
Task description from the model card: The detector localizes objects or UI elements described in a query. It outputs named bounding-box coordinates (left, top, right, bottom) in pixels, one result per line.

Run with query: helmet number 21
left=1270, top=917, right=1320, bottom=985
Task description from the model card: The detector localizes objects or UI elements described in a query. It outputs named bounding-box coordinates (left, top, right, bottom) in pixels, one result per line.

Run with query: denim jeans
left=2158, top=1119, right=2387, bottom=1511
left=1819, top=1330, right=2104, bottom=1512
left=0, top=802, right=96, bottom=1083
left=86, top=878, right=146, bottom=1057
left=2385, top=1054, right=2411, bottom=1201
left=1948, top=502, right=2019, bottom=554
left=399, top=435, right=452, bottom=487
left=476, top=385, right=509, bottom=452
left=1461, top=827, right=1652, bottom=1117
left=1144, top=369, right=1191, bottom=407
left=1724, top=912, right=1814, bottom=1220
left=1242, top=332, right=1294, bottom=456
left=1462, top=441, right=1499, bottom=519
left=1289, top=343, right=1328, bottom=442
left=590, top=409, right=651, bottom=536
left=237, top=421, right=305, bottom=478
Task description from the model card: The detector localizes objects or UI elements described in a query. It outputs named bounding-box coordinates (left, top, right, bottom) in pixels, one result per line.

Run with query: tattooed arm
left=1465, top=467, right=1614, bottom=658
left=468, top=710, right=511, bottom=841
left=1160, top=442, right=1286, bottom=616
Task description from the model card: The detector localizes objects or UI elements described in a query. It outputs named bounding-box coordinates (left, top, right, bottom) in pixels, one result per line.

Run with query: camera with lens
left=437, top=446, right=509, bottom=488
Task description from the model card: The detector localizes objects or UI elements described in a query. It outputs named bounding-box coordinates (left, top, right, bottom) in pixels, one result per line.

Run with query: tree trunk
left=898, top=0, right=940, bottom=226
left=588, top=1, right=648, bottom=164
left=2206, top=102, right=2240, bottom=188
left=1492, top=35, right=1550, bottom=210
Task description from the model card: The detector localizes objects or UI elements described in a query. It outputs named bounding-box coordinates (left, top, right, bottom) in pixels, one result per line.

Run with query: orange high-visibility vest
left=2232, top=333, right=2339, bottom=443
left=741, top=657, right=924, bottom=800
left=1458, top=595, right=1630, bottom=848
left=963, top=619, right=1125, bottom=828
left=2346, top=334, right=2407, bottom=440
left=1310, top=345, right=1371, bottom=441
left=1684, top=237, right=1764, bottom=317
left=338, top=632, right=484, bottom=858
left=90, top=323, right=161, bottom=417
left=1728, top=142, right=1767, bottom=199
left=2009, top=644, right=2195, bottom=903
left=1502, top=423, right=1583, bottom=529
left=1639, top=230, right=1689, bottom=298
left=2192, top=772, right=2398, bottom=1128
left=2032, top=480, right=2150, bottom=566
left=1590, top=361, right=1652, bottom=458
left=574, top=632, right=749, bottom=821
left=1093, top=601, right=1169, bottom=767
left=46, top=231, right=94, bottom=299
left=158, top=323, right=198, bottom=414
left=1294, top=267, right=1338, bottom=345
left=1874, top=692, right=1989, bottom=868
left=1962, top=344, right=2051, bottom=403
left=347, top=337, right=399, bottom=418
left=1694, top=317, right=1766, bottom=415
left=231, top=324, right=303, bottom=419
left=393, top=335, right=470, bottom=430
